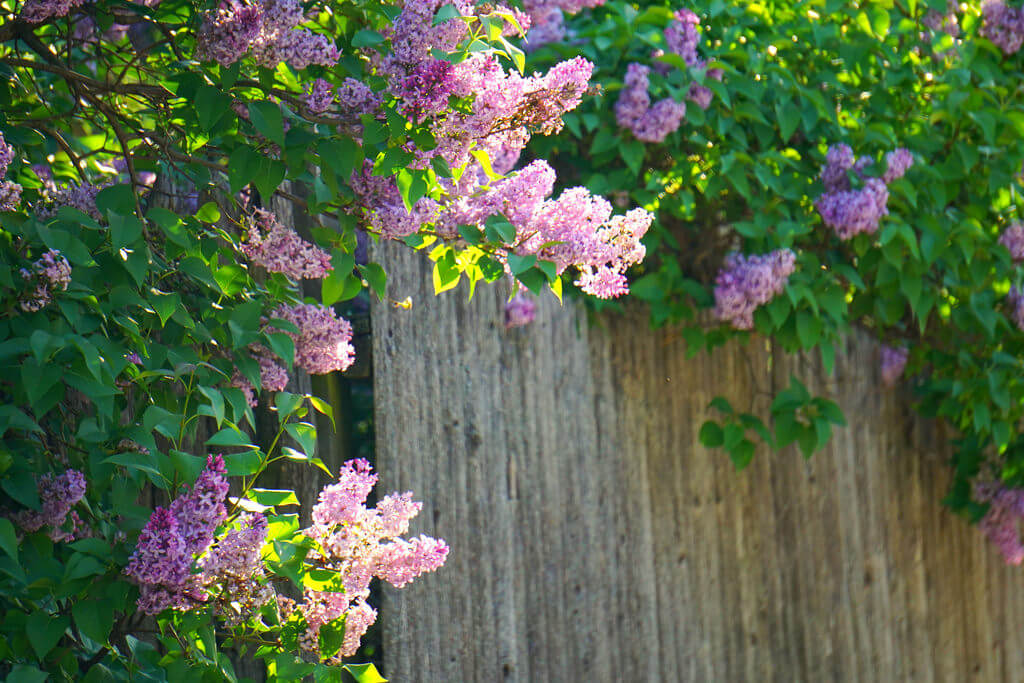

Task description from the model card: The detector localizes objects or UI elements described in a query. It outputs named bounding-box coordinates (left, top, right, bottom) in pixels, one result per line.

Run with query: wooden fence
left=368, top=241, right=1024, bottom=682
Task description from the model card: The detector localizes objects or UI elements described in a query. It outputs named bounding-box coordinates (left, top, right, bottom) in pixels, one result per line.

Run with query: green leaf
left=357, top=263, right=387, bottom=300
left=250, top=489, right=300, bottom=507
left=285, top=422, right=317, bottom=456
left=95, top=184, right=136, bottom=217
left=27, top=610, right=68, bottom=660
left=249, top=101, right=285, bottom=146
left=729, top=439, right=755, bottom=470
left=7, top=665, right=49, bottom=683
left=0, top=518, right=18, bottom=562
left=699, top=420, right=724, bottom=447
left=195, top=85, right=231, bottom=132
left=196, top=201, right=221, bottom=224
left=432, top=2, right=462, bottom=24
left=207, top=428, right=258, bottom=448
left=352, top=29, right=385, bottom=47
left=342, top=663, right=388, bottom=683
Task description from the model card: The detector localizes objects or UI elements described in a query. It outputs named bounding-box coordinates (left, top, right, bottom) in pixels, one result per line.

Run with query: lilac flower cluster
left=336, top=78, right=383, bottom=118
left=614, top=64, right=686, bottom=143
left=124, top=455, right=230, bottom=614
left=999, top=223, right=1024, bottom=262
left=981, top=0, right=1024, bottom=55
left=714, top=249, right=796, bottom=330
left=1007, top=286, right=1024, bottom=331
left=975, top=481, right=1024, bottom=564
left=240, top=209, right=332, bottom=280
left=18, top=0, right=86, bottom=23
left=520, top=0, right=604, bottom=48
left=303, top=78, right=334, bottom=114
left=272, top=303, right=355, bottom=375
left=615, top=8, right=721, bottom=142
left=434, top=159, right=652, bottom=298
left=19, top=249, right=71, bottom=312
left=299, top=459, right=448, bottom=659
left=200, top=513, right=273, bottom=623
left=880, top=345, right=909, bottom=387
left=505, top=293, right=537, bottom=328
left=395, top=59, right=458, bottom=122
left=196, top=0, right=339, bottom=69
left=12, top=469, right=87, bottom=541
left=815, top=144, right=913, bottom=240
left=37, top=180, right=105, bottom=221
left=0, top=133, right=22, bottom=212
left=230, top=345, right=290, bottom=407
left=922, top=0, right=960, bottom=38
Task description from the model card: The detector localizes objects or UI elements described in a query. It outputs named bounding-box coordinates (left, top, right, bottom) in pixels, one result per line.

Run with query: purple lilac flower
left=229, top=345, right=290, bottom=406
left=999, top=223, right=1024, bottom=262
left=19, top=0, right=87, bottom=22
left=200, top=513, right=267, bottom=577
left=505, top=293, right=536, bottom=329
left=981, top=0, right=1024, bottom=55
left=38, top=181, right=105, bottom=221
left=12, top=469, right=86, bottom=539
left=303, top=78, right=334, bottom=114
left=975, top=481, right=1024, bottom=564
left=19, top=249, right=71, bottom=312
left=882, top=148, right=914, bottom=184
left=169, top=454, right=229, bottom=555
left=124, top=455, right=229, bottom=614
left=240, top=209, right=332, bottom=280
left=395, top=59, right=457, bottom=122
left=714, top=249, right=796, bottom=330
left=1008, top=286, right=1024, bottom=331
left=196, top=0, right=339, bottom=69
left=816, top=144, right=910, bottom=240
left=272, top=303, right=355, bottom=374
left=880, top=345, right=909, bottom=387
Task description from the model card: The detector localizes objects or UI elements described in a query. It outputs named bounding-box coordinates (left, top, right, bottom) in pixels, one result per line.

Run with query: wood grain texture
left=371, top=240, right=1024, bottom=682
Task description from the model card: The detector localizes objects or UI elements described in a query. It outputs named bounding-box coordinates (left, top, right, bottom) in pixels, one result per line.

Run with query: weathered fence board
left=371, top=240, right=1024, bottom=681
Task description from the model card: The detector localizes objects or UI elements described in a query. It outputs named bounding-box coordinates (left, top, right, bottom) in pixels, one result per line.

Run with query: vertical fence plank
left=371, top=244, right=1024, bottom=681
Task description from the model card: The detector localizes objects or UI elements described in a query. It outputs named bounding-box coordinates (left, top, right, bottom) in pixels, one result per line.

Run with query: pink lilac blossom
left=714, top=249, right=796, bottom=330
left=19, top=249, right=71, bottom=312
left=197, top=0, right=339, bottom=69
left=433, top=160, right=652, bottom=298
left=240, top=209, right=332, bottom=280
left=12, top=469, right=86, bottom=539
left=1007, top=286, right=1024, bottom=331
left=975, top=481, right=1024, bottom=564
left=922, top=0, right=960, bottom=38
left=981, top=0, right=1024, bottom=55
left=1001, top=222, right=1024, bottom=262
left=521, top=0, right=603, bottom=48
left=880, top=345, right=909, bottom=387
left=272, top=303, right=355, bottom=374
left=299, top=459, right=448, bottom=661
left=505, top=293, right=536, bottom=328
left=200, top=513, right=267, bottom=577
left=230, top=346, right=290, bottom=406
